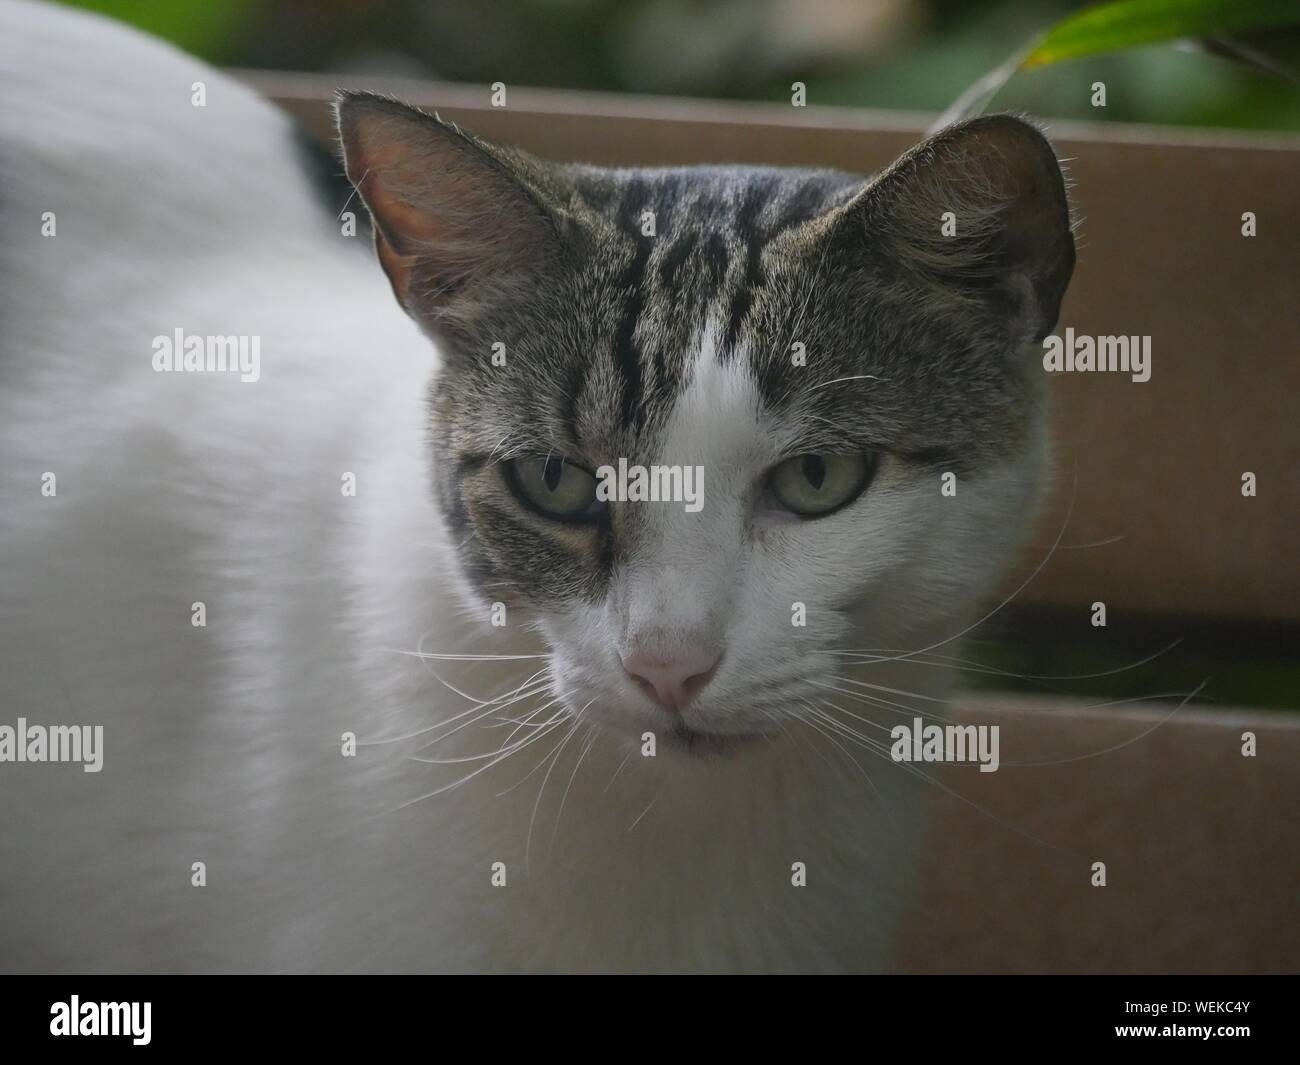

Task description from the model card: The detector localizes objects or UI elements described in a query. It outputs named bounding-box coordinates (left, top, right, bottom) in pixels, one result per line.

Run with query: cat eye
left=505, top=456, right=604, bottom=522
left=767, top=453, right=873, bottom=518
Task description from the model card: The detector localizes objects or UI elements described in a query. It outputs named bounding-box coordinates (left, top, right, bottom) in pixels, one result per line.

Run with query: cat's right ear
left=335, top=91, right=567, bottom=333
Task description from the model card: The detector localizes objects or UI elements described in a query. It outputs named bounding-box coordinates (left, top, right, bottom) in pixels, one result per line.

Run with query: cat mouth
left=663, top=724, right=762, bottom=757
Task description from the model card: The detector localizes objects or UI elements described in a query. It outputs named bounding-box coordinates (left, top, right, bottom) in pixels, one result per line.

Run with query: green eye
left=768, top=453, right=873, bottom=517
left=505, top=456, right=603, bottom=521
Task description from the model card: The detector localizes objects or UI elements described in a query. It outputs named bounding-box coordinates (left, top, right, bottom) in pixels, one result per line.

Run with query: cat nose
left=620, top=647, right=721, bottom=713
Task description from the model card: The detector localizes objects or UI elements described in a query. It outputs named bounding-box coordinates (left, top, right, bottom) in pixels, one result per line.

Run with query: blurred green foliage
left=962, top=613, right=1300, bottom=713
left=58, top=0, right=1300, bottom=131
left=65, top=0, right=255, bottom=60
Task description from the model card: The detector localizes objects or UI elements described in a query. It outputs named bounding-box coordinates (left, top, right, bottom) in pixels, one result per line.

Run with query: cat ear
left=843, top=114, right=1074, bottom=343
left=335, top=91, right=567, bottom=331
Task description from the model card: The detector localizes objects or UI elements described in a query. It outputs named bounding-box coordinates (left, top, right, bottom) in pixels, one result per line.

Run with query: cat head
left=337, top=92, right=1074, bottom=753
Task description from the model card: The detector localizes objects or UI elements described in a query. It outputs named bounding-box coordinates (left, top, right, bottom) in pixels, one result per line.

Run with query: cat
left=0, top=0, right=1072, bottom=973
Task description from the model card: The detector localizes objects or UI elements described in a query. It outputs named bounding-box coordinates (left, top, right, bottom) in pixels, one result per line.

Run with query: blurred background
left=60, top=0, right=1300, bottom=130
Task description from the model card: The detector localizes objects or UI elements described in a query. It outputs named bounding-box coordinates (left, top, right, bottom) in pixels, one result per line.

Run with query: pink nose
left=620, top=647, right=722, bottom=712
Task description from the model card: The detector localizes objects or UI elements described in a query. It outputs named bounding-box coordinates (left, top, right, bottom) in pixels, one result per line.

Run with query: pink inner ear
left=345, top=138, right=446, bottom=255
left=373, top=226, right=417, bottom=307
left=338, top=100, right=562, bottom=322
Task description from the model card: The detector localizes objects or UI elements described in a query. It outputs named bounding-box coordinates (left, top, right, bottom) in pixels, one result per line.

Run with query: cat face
left=337, top=94, right=1074, bottom=751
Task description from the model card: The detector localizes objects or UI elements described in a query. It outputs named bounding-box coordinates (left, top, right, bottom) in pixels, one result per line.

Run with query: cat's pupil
left=543, top=457, right=564, bottom=492
left=802, top=455, right=827, bottom=490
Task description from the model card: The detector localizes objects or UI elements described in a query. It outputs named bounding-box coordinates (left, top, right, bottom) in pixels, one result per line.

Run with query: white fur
left=0, top=0, right=1043, bottom=972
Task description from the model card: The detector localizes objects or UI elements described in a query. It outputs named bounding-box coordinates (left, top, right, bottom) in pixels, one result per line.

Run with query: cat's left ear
left=335, top=91, right=570, bottom=335
left=839, top=114, right=1075, bottom=344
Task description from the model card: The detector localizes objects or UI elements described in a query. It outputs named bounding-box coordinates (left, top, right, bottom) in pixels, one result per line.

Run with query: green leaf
left=1024, top=0, right=1300, bottom=69
left=67, top=1, right=254, bottom=60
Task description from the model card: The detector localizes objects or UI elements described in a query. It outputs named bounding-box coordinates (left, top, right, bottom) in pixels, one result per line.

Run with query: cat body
left=0, top=0, right=1071, bottom=972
